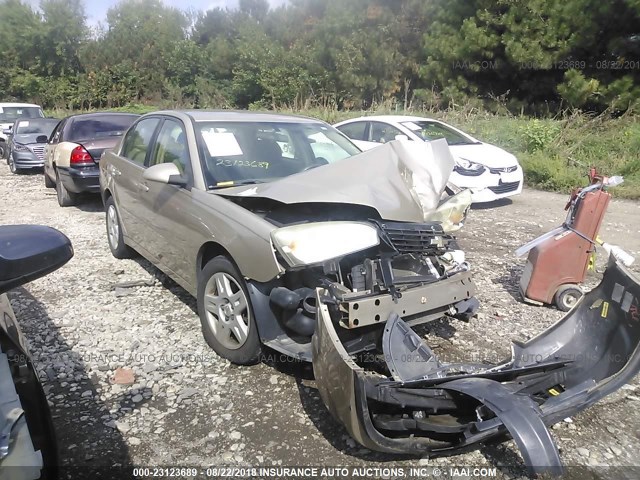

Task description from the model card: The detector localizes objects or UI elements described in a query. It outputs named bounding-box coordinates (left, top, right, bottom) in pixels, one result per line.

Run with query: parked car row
left=5, top=107, right=637, bottom=477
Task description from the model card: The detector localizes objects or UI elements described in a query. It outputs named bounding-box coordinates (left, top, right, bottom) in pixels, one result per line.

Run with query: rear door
left=110, top=117, right=161, bottom=250
left=336, top=121, right=378, bottom=151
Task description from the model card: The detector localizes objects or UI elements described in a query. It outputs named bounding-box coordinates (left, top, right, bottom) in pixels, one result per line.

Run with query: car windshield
left=0, top=106, right=44, bottom=122
left=401, top=120, right=478, bottom=146
left=195, top=121, right=361, bottom=188
left=67, top=115, right=138, bottom=142
left=14, top=119, right=59, bottom=136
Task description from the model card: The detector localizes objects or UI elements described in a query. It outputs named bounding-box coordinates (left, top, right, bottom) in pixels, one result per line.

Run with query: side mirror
left=2, top=129, right=11, bottom=135
left=395, top=134, right=410, bottom=141
left=36, top=135, right=49, bottom=144
left=0, top=225, right=74, bottom=295
left=143, top=163, right=187, bottom=186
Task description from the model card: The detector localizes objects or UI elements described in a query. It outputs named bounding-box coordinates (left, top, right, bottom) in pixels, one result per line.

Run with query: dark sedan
left=43, top=113, right=139, bottom=207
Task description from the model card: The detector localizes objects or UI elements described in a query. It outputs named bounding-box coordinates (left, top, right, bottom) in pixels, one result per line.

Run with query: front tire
left=105, top=197, right=133, bottom=259
left=55, top=168, right=77, bottom=207
left=197, top=256, right=261, bottom=365
left=8, top=154, right=20, bottom=174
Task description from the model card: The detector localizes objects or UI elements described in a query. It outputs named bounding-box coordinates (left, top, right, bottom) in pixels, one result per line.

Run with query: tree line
left=0, top=0, right=638, bottom=114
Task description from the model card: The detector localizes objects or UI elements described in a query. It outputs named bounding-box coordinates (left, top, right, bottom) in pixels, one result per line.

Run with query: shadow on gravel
left=480, top=443, right=529, bottom=477
left=262, top=347, right=314, bottom=379
left=492, top=264, right=525, bottom=302
left=11, top=167, right=44, bottom=177
left=71, top=194, right=104, bottom=213
left=9, top=287, right=134, bottom=480
left=129, top=256, right=197, bottom=314
left=471, top=198, right=513, bottom=210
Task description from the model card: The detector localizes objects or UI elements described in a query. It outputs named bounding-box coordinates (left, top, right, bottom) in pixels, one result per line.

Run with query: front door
left=138, top=118, right=196, bottom=285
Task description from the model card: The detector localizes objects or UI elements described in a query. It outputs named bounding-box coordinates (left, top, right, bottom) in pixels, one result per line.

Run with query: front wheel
left=8, top=154, right=19, bottom=174
left=197, top=256, right=261, bottom=365
left=554, top=284, right=583, bottom=312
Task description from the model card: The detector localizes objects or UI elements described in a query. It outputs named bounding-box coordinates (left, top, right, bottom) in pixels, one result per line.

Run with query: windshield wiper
left=210, top=179, right=266, bottom=190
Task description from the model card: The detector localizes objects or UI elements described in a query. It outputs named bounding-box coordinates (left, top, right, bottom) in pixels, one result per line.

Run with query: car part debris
left=312, top=255, right=640, bottom=476
left=517, top=169, right=634, bottom=311
left=111, top=277, right=156, bottom=289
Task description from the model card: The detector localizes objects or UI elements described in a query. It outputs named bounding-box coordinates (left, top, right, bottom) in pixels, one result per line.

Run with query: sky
left=27, top=0, right=289, bottom=27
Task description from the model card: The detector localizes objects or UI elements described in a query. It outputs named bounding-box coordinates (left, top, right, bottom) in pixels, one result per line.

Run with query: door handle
left=108, top=165, right=121, bottom=176
left=136, top=182, right=149, bottom=192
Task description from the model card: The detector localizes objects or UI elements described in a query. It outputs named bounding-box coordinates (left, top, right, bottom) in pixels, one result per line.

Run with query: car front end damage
left=252, top=217, right=478, bottom=361
left=312, top=256, right=640, bottom=475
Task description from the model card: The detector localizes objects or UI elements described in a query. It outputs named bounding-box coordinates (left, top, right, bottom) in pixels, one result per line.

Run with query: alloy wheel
left=203, top=272, right=250, bottom=350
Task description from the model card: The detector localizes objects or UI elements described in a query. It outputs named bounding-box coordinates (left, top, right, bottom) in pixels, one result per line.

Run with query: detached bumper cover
left=312, top=256, right=640, bottom=475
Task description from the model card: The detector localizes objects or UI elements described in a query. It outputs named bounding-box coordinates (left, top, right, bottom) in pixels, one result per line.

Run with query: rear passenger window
left=121, top=118, right=160, bottom=166
left=337, top=122, right=367, bottom=141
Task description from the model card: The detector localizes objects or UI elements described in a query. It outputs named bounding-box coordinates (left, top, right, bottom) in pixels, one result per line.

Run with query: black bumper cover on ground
left=312, top=256, right=640, bottom=475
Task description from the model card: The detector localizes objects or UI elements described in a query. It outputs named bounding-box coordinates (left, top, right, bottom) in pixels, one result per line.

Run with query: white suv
left=0, top=102, right=45, bottom=159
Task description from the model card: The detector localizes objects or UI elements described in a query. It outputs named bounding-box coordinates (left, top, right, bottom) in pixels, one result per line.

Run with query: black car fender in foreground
left=312, top=255, right=640, bottom=476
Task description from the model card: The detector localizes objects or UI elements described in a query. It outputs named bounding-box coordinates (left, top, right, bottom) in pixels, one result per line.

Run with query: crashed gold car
left=100, top=111, right=640, bottom=475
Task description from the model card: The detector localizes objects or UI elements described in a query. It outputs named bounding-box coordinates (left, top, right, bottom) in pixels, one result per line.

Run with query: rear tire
left=55, top=168, right=77, bottom=207
left=554, top=284, right=583, bottom=312
left=44, top=170, right=55, bottom=188
left=105, top=197, right=134, bottom=259
left=197, top=256, right=261, bottom=365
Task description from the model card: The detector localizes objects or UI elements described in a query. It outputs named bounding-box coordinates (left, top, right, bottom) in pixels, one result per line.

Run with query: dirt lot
left=2, top=160, right=640, bottom=479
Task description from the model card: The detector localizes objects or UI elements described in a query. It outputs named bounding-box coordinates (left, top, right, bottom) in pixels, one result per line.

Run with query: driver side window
left=121, top=118, right=160, bottom=166
left=148, top=119, right=189, bottom=174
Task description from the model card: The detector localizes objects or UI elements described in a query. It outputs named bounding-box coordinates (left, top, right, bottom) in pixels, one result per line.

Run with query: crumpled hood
left=218, top=139, right=455, bottom=223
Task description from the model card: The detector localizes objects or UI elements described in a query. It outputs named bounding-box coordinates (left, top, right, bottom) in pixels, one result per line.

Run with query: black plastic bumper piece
left=58, top=165, right=100, bottom=193
left=312, top=256, right=640, bottom=475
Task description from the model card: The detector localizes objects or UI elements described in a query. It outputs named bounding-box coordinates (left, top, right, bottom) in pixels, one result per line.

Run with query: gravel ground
left=2, top=161, right=640, bottom=479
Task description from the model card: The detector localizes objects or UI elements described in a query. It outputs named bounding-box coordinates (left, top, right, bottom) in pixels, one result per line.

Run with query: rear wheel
left=554, top=284, right=583, bottom=312
left=105, top=197, right=133, bottom=259
left=55, top=168, right=77, bottom=207
left=0, top=143, right=6, bottom=161
left=197, top=256, right=261, bottom=365
left=44, top=170, right=55, bottom=188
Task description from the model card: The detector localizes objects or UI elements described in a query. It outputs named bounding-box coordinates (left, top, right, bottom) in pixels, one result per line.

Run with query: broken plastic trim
left=312, top=256, right=640, bottom=476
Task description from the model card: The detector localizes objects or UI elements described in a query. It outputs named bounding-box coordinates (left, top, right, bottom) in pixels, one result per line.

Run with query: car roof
left=341, top=115, right=439, bottom=123
left=65, top=112, right=140, bottom=121
left=151, top=110, right=323, bottom=124
left=0, top=103, right=42, bottom=108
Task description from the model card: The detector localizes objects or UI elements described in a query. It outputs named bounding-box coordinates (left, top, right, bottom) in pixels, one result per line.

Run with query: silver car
left=99, top=110, right=476, bottom=365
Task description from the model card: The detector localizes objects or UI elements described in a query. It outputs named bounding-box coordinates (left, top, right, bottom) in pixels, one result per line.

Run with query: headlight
left=13, top=143, right=28, bottom=152
left=272, top=221, right=380, bottom=267
left=454, top=158, right=485, bottom=175
left=426, top=189, right=473, bottom=232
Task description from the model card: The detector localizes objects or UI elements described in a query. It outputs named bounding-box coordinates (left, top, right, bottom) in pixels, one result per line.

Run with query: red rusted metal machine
left=517, top=169, right=632, bottom=311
